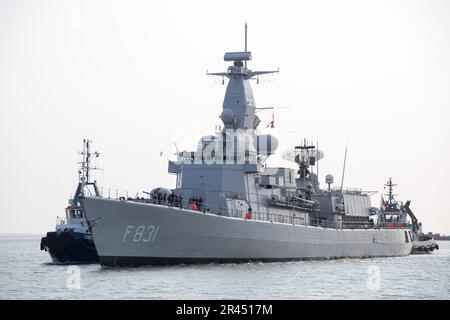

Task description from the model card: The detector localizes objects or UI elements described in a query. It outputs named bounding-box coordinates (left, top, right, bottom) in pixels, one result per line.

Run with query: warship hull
left=81, top=197, right=412, bottom=267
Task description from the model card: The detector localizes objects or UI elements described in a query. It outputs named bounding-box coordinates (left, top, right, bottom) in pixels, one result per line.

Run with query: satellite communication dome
left=253, top=134, right=279, bottom=155
left=325, top=174, right=334, bottom=185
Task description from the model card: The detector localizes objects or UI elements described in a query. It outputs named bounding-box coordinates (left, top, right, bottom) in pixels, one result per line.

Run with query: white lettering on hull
left=122, top=225, right=160, bottom=243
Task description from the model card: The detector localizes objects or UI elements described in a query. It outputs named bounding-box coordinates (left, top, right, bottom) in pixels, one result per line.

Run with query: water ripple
left=0, top=235, right=449, bottom=299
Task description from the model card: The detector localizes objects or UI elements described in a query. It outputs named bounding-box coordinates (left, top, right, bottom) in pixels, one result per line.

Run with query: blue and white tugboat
left=40, top=139, right=100, bottom=264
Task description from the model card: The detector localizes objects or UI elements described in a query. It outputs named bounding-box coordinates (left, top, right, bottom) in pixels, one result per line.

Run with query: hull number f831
left=122, top=225, right=160, bottom=243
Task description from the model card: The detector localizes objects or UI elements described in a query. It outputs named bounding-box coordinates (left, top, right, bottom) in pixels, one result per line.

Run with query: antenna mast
left=316, top=138, right=319, bottom=181
left=384, top=177, right=397, bottom=207
left=340, top=145, right=348, bottom=192
left=80, top=139, right=95, bottom=184
left=244, top=23, right=248, bottom=69
left=86, top=139, right=91, bottom=183
left=74, top=139, right=101, bottom=200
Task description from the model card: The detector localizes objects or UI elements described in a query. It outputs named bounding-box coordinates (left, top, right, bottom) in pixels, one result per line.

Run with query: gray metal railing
left=87, top=187, right=410, bottom=231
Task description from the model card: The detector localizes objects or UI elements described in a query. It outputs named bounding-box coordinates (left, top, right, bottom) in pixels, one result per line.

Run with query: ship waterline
left=81, top=197, right=412, bottom=267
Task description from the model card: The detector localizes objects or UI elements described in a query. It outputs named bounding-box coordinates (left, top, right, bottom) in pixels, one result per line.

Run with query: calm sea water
left=0, top=234, right=449, bottom=299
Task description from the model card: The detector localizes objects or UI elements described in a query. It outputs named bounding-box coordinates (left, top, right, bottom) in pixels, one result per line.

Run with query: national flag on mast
left=380, top=196, right=387, bottom=213
left=266, top=112, right=275, bottom=128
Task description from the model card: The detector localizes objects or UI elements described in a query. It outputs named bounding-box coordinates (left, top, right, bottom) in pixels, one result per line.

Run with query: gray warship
left=80, top=26, right=412, bottom=267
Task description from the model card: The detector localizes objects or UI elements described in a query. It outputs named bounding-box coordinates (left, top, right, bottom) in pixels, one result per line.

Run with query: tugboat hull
left=40, top=231, right=99, bottom=264
left=411, top=239, right=439, bottom=254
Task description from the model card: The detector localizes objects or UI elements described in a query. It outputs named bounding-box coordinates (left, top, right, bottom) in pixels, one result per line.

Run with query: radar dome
left=253, top=134, right=279, bottom=155
left=325, top=174, right=334, bottom=185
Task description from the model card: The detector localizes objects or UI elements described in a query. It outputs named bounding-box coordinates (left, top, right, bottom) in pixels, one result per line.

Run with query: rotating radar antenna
left=282, top=139, right=324, bottom=182
left=281, top=147, right=324, bottom=165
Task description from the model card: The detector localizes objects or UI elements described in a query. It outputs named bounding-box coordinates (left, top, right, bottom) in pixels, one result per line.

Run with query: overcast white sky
left=1, top=0, right=449, bottom=234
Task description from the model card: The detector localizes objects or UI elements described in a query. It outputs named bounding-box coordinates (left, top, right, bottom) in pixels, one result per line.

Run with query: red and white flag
left=266, top=112, right=275, bottom=128
left=380, top=196, right=388, bottom=213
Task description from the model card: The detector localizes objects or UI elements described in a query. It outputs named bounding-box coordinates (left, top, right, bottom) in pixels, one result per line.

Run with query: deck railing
left=83, top=187, right=410, bottom=231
